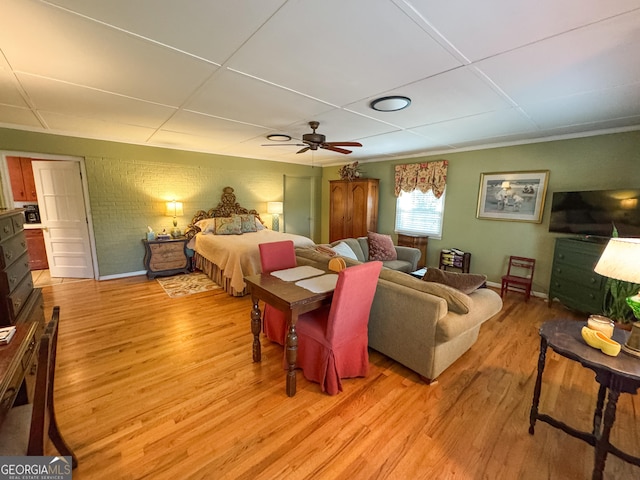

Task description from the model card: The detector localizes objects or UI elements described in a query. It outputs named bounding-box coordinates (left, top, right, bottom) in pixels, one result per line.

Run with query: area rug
left=156, top=272, right=221, bottom=298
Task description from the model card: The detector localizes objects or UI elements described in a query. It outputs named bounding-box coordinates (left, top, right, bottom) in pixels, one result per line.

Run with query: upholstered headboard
left=184, top=186, right=264, bottom=239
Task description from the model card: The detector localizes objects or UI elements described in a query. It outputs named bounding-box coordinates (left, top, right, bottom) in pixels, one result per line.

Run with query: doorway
left=0, top=152, right=97, bottom=279
left=283, top=175, right=314, bottom=240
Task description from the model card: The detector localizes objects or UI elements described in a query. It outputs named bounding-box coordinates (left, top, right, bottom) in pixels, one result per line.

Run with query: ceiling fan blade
left=261, top=143, right=306, bottom=147
left=321, top=144, right=353, bottom=155
left=296, top=146, right=310, bottom=154
left=324, top=141, right=362, bottom=147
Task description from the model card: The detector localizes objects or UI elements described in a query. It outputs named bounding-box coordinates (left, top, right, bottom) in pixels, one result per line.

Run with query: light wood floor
left=41, top=276, right=639, bottom=479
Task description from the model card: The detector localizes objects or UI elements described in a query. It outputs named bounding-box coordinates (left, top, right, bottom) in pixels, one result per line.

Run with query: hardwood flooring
left=41, top=275, right=639, bottom=479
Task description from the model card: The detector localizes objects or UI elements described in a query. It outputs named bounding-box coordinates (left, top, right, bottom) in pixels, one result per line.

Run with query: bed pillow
left=422, top=268, right=487, bottom=294
left=368, top=232, right=397, bottom=261
left=214, top=216, right=242, bottom=235
left=195, top=218, right=217, bottom=234
left=234, top=213, right=258, bottom=233
left=255, top=217, right=266, bottom=230
left=331, top=241, right=358, bottom=261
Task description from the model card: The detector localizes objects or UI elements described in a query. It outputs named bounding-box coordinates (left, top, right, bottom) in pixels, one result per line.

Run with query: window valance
left=394, top=160, right=448, bottom=198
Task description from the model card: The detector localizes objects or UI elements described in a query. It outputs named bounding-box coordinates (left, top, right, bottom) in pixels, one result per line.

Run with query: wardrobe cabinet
left=329, top=179, right=379, bottom=243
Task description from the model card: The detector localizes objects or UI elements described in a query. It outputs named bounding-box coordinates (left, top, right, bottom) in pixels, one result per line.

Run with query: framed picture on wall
left=476, top=170, right=549, bottom=223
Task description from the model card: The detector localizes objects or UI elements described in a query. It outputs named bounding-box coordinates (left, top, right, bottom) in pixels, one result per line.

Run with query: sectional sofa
left=295, top=247, right=504, bottom=382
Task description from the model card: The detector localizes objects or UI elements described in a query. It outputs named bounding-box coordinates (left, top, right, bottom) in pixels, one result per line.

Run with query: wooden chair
left=501, top=256, right=536, bottom=302
left=294, top=261, right=383, bottom=395
left=0, top=307, right=78, bottom=467
left=258, top=241, right=297, bottom=345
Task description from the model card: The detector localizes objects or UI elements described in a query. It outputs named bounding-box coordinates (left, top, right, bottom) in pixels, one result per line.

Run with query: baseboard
left=99, top=270, right=147, bottom=281
left=485, top=280, right=547, bottom=299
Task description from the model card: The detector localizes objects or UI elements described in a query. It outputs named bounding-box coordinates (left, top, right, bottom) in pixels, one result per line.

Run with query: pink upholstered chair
left=294, top=261, right=383, bottom=395
left=258, top=240, right=297, bottom=344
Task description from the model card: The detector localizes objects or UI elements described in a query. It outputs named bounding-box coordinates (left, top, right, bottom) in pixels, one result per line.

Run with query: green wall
left=323, top=131, right=640, bottom=294
left=2, top=126, right=639, bottom=293
left=0, top=128, right=322, bottom=278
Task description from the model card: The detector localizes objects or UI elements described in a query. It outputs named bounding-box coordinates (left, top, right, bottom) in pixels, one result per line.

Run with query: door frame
left=0, top=151, right=99, bottom=279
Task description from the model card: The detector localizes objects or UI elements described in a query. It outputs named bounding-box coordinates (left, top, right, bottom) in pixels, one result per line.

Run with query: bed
left=184, top=187, right=316, bottom=296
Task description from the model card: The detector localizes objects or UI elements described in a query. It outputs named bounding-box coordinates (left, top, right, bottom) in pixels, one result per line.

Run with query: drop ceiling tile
left=0, top=66, right=28, bottom=107
left=0, top=105, right=42, bottom=128
left=350, top=130, right=451, bottom=158
left=40, top=112, right=157, bottom=143
left=521, top=83, right=640, bottom=129
left=475, top=10, right=640, bottom=104
left=159, top=111, right=270, bottom=146
left=227, top=0, right=462, bottom=106
left=345, top=67, right=513, bottom=128
left=403, top=0, right=640, bottom=61
left=0, top=0, right=217, bottom=106
left=46, top=0, right=286, bottom=64
left=411, top=108, right=538, bottom=145
left=185, top=69, right=335, bottom=128
left=18, top=74, right=177, bottom=128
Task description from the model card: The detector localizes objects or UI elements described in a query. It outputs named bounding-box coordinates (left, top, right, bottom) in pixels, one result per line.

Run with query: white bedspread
left=188, top=230, right=316, bottom=294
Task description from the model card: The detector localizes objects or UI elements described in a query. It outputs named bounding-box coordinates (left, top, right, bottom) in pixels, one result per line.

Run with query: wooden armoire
left=329, top=179, right=379, bottom=242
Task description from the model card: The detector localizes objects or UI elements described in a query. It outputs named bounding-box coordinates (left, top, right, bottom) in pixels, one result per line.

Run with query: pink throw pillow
left=368, top=232, right=397, bottom=261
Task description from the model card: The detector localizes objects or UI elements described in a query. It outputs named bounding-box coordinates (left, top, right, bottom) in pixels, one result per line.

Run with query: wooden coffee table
left=529, top=320, right=640, bottom=480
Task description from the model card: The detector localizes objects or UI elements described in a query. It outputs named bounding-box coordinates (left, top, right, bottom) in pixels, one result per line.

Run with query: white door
left=31, top=160, right=94, bottom=278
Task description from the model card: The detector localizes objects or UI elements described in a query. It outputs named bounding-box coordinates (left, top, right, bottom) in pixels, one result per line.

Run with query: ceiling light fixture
left=266, top=134, right=292, bottom=142
left=370, top=95, right=411, bottom=112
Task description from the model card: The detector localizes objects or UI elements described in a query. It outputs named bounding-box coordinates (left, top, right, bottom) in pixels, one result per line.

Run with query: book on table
left=0, top=326, right=16, bottom=345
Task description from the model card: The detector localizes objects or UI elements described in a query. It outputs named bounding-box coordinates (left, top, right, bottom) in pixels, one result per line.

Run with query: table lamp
left=165, top=200, right=184, bottom=238
left=267, top=201, right=283, bottom=232
left=594, top=237, right=640, bottom=357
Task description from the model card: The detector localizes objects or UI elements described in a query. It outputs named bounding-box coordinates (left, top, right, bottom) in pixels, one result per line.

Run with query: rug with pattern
left=156, top=272, right=221, bottom=298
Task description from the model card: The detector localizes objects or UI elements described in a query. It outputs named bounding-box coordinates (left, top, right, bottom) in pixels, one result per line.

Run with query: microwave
left=24, top=204, right=41, bottom=224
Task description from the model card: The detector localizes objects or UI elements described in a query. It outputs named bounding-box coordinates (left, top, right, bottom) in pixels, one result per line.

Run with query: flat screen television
left=549, top=189, right=640, bottom=238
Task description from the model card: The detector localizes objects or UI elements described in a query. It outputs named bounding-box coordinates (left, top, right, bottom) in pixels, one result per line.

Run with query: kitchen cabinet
left=24, top=229, right=48, bottom=270
left=7, top=157, right=38, bottom=202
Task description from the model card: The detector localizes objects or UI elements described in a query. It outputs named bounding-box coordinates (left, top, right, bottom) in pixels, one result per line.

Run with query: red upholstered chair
left=295, top=261, right=383, bottom=395
left=259, top=241, right=297, bottom=344
left=501, top=256, right=536, bottom=302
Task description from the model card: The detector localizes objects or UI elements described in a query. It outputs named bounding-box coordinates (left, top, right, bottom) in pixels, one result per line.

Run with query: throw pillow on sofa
left=368, top=232, right=398, bottom=261
left=331, top=241, right=359, bottom=260
left=422, top=268, right=487, bottom=294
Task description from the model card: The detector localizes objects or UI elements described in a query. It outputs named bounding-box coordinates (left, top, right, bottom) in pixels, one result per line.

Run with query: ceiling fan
left=263, top=121, right=362, bottom=155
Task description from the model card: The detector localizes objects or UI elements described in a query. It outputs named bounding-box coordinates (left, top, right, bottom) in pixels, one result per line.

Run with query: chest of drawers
left=142, top=237, right=190, bottom=279
left=0, top=210, right=36, bottom=325
left=548, top=237, right=607, bottom=314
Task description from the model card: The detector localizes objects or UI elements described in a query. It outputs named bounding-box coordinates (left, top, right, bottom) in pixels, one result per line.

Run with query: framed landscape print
left=476, top=170, right=549, bottom=223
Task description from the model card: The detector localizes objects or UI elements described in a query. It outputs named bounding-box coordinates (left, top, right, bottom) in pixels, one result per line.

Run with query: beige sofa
left=295, top=247, right=503, bottom=382
left=328, top=237, right=421, bottom=273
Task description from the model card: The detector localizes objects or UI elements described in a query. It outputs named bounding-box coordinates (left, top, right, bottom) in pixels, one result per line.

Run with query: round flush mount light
left=266, top=133, right=292, bottom=142
left=369, top=95, right=411, bottom=112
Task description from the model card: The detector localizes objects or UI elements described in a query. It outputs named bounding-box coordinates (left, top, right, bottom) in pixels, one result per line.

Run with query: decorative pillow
left=214, top=216, right=242, bottom=235
left=255, top=217, right=266, bottom=230
left=331, top=241, right=358, bottom=261
left=234, top=214, right=258, bottom=233
left=195, top=218, right=217, bottom=234
left=315, top=245, right=337, bottom=257
left=422, top=268, right=487, bottom=294
left=368, top=232, right=397, bottom=261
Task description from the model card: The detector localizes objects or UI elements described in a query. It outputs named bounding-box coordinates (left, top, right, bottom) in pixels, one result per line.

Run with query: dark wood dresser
left=0, top=209, right=45, bottom=423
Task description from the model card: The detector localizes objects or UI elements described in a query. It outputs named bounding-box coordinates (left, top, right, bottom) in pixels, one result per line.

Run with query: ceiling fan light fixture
left=266, top=133, right=292, bottom=142
left=370, top=95, right=411, bottom=112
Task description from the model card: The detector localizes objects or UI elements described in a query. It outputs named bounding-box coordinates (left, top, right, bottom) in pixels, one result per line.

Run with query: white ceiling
left=1, top=0, right=640, bottom=166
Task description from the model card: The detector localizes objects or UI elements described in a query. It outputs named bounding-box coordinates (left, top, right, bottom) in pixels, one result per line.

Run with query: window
left=394, top=188, right=446, bottom=239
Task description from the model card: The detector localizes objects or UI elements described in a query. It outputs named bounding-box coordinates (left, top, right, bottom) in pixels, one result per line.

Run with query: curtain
left=394, top=160, right=448, bottom=198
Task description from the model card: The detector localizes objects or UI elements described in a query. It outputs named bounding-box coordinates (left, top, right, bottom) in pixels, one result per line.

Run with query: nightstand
left=142, top=237, right=190, bottom=279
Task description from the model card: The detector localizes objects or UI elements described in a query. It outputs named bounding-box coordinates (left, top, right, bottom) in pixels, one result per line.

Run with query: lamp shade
left=267, top=202, right=283, bottom=215
left=165, top=201, right=184, bottom=217
left=594, top=237, right=640, bottom=284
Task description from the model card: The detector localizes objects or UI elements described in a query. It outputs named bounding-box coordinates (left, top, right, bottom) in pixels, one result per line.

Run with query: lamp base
left=171, top=227, right=182, bottom=238
left=621, top=343, right=640, bottom=358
